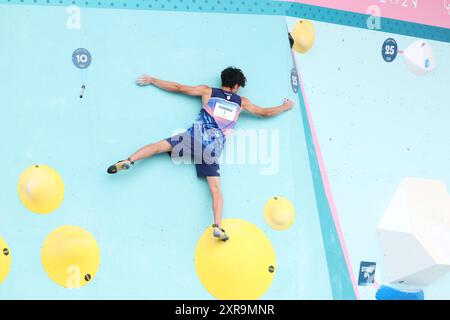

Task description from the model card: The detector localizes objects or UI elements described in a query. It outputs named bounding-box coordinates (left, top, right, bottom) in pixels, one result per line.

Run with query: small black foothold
left=3, top=248, right=9, bottom=256
left=274, top=197, right=278, bottom=200
left=80, top=84, right=86, bottom=99
left=268, top=265, right=275, bottom=273
left=288, top=32, right=294, bottom=48
left=84, top=274, right=91, bottom=281
left=34, top=165, right=39, bottom=168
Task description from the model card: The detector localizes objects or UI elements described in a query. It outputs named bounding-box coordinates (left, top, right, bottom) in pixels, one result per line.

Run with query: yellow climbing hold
left=264, top=196, right=295, bottom=231
left=0, top=236, right=11, bottom=285
left=291, top=19, right=315, bottom=53
left=41, top=226, right=100, bottom=288
left=195, top=219, right=276, bottom=300
left=18, top=164, right=64, bottom=214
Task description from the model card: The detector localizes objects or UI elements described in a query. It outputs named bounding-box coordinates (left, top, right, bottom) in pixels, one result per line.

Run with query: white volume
left=403, top=40, right=436, bottom=76
left=377, top=177, right=450, bottom=289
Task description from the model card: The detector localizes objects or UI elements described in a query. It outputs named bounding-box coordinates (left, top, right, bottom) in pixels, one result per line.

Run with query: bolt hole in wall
left=0, top=0, right=450, bottom=300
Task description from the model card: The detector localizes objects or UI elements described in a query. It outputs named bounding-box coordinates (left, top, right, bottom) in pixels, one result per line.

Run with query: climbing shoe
left=107, top=159, right=134, bottom=174
left=212, top=224, right=229, bottom=242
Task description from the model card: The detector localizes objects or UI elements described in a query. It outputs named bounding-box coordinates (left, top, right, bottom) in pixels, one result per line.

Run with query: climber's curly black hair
left=221, top=67, right=246, bottom=88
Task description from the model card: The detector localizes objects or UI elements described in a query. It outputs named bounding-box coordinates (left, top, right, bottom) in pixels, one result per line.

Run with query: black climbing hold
left=34, top=165, right=39, bottom=168
left=3, top=248, right=9, bottom=256
left=288, top=32, right=294, bottom=48
left=274, top=197, right=278, bottom=200
left=268, top=265, right=274, bottom=273
left=80, top=84, right=86, bottom=99
left=85, top=274, right=91, bottom=281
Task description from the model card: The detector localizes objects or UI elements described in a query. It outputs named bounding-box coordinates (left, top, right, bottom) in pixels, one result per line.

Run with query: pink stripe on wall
left=282, top=0, right=450, bottom=29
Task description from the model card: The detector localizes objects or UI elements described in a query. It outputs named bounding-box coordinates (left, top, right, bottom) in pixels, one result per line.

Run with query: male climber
left=107, top=67, right=293, bottom=241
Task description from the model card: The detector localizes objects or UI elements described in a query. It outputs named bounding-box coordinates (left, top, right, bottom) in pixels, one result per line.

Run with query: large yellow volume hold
left=18, top=164, right=64, bottom=214
left=0, top=236, right=11, bottom=284
left=291, top=19, right=316, bottom=53
left=195, top=219, right=276, bottom=300
left=41, top=226, right=100, bottom=288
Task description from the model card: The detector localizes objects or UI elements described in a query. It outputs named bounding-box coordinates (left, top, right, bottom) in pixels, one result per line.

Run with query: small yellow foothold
left=291, top=19, right=316, bottom=53
left=0, top=236, right=11, bottom=285
left=17, top=164, right=64, bottom=214
left=195, top=219, right=276, bottom=300
left=41, top=226, right=100, bottom=288
left=264, top=196, right=295, bottom=231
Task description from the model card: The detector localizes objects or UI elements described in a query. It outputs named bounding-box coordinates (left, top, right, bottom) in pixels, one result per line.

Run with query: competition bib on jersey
left=213, top=102, right=238, bottom=121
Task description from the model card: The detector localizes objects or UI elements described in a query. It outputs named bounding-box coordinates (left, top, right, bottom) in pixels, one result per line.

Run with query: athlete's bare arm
left=136, top=74, right=212, bottom=105
left=241, top=96, right=294, bottom=117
